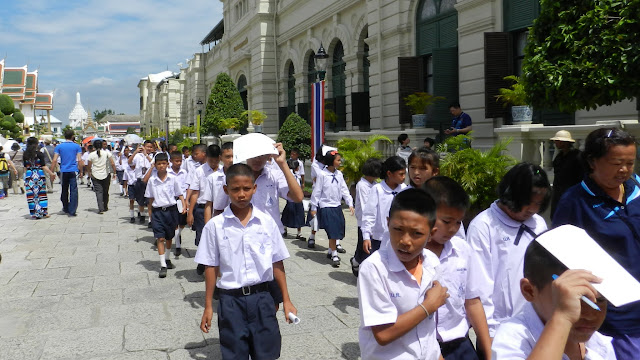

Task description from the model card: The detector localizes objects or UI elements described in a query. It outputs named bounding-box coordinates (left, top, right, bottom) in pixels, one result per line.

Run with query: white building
left=138, top=71, right=182, bottom=135
left=142, top=0, right=638, bottom=149
left=68, top=92, right=88, bottom=130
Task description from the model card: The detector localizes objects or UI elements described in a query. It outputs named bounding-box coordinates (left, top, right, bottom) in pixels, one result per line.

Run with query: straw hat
left=550, top=130, right=575, bottom=143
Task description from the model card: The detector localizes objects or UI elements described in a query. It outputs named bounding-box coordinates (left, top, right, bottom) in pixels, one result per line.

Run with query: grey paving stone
left=0, top=281, right=37, bottom=300
left=68, top=262, right=120, bottom=278
left=123, top=283, right=185, bottom=304
left=99, top=302, right=172, bottom=327
left=124, top=320, right=206, bottom=352
left=26, top=247, right=76, bottom=259
left=93, top=273, right=149, bottom=291
left=10, top=267, right=70, bottom=283
left=47, top=254, right=97, bottom=268
left=0, top=308, right=31, bottom=337
left=280, top=332, right=346, bottom=360
left=34, top=277, right=94, bottom=297
left=168, top=345, right=221, bottom=360
left=96, top=250, right=144, bottom=263
left=24, top=306, right=97, bottom=335
left=58, top=289, right=124, bottom=309
left=40, top=326, right=124, bottom=359
left=0, top=336, right=47, bottom=360
left=322, top=328, right=361, bottom=360
left=277, top=306, right=347, bottom=336
left=89, top=350, right=169, bottom=360
left=0, top=269, right=17, bottom=285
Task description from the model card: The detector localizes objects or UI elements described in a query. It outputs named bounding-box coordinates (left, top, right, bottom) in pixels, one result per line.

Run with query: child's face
left=403, top=138, right=410, bottom=146
left=429, top=205, right=465, bottom=246
left=386, top=169, right=406, bottom=186
left=388, top=210, right=435, bottom=266
left=409, top=158, right=438, bottom=186
left=155, top=160, right=169, bottom=173
left=144, top=143, right=155, bottom=154
left=504, top=187, right=548, bottom=222
left=224, top=175, right=256, bottom=209
left=124, top=148, right=130, bottom=156
left=332, top=155, right=342, bottom=168
left=192, top=149, right=206, bottom=163
left=170, top=157, right=182, bottom=169
left=221, top=149, right=233, bottom=170
left=290, top=151, right=299, bottom=160
left=207, top=156, right=220, bottom=170
left=246, top=154, right=270, bottom=172
left=423, top=141, right=432, bottom=148
left=168, top=145, right=178, bottom=153
left=183, top=149, right=190, bottom=157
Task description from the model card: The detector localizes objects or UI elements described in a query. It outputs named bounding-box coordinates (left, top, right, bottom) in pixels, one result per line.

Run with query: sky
left=1, top=0, right=222, bottom=125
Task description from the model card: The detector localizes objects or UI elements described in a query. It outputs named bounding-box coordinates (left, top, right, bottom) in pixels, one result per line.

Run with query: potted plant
left=337, top=134, right=391, bottom=186
left=241, top=110, right=267, bottom=133
left=220, top=118, right=241, bottom=134
left=496, top=75, right=533, bottom=124
left=324, top=108, right=338, bottom=132
left=404, top=92, right=444, bottom=128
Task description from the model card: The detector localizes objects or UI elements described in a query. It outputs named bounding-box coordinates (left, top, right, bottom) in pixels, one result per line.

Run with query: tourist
left=0, top=146, right=18, bottom=199
left=552, top=127, right=640, bottom=358
left=444, top=102, right=472, bottom=136
left=8, top=143, right=25, bottom=195
left=549, top=130, right=584, bottom=217
left=23, top=137, right=56, bottom=219
left=87, top=140, right=116, bottom=214
left=51, top=129, right=83, bottom=216
left=40, top=139, right=56, bottom=193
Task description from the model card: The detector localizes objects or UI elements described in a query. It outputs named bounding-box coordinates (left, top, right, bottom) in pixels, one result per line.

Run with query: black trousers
left=92, top=176, right=110, bottom=212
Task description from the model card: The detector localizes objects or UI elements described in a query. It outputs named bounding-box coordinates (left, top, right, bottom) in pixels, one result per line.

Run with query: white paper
left=233, top=133, right=278, bottom=164
left=287, top=312, right=301, bottom=324
left=535, top=225, right=640, bottom=307
left=176, top=200, right=183, bottom=213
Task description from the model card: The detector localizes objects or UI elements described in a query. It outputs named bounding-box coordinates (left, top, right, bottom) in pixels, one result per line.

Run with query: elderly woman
left=552, top=127, right=640, bottom=358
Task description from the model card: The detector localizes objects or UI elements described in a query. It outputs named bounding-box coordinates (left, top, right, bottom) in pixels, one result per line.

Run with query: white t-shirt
left=361, top=181, right=407, bottom=242
left=132, top=152, right=151, bottom=180
left=144, top=172, right=182, bottom=208
left=87, top=151, right=113, bottom=180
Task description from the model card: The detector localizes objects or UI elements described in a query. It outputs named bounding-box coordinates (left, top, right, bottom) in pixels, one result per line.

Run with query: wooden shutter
left=335, top=96, right=347, bottom=131
left=504, top=0, right=540, bottom=32
left=484, top=32, right=513, bottom=119
left=417, top=22, right=438, bottom=56
left=432, top=47, right=459, bottom=128
left=297, top=103, right=309, bottom=124
left=278, top=106, right=288, bottom=128
left=398, top=57, right=424, bottom=124
left=438, top=14, right=458, bottom=48
left=352, top=92, right=371, bottom=129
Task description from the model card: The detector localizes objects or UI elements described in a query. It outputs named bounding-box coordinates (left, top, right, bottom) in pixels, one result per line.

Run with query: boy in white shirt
left=203, top=142, right=233, bottom=223
left=144, top=153, right=187, bottom=278
left=492, top=239, right=614, bottom=359
left=168, top=151, right=188, bottom=257
left=423, top=176, right=492, bottom=359
left=196, top=163, right=297, bottom=359
left=128, top=140, right=155, bottom=224
left=358, top=188, right=448, bottom=360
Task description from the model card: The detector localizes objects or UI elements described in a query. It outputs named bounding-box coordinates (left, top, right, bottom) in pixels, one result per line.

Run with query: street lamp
left=315, top=43, right=329, bottom=81
left=165, top=112, right=169, bottom=142
left=196, top=99, right=204, bottom=144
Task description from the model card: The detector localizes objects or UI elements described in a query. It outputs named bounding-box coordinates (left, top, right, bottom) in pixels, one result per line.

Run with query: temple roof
left=35, top=93, right=54, bottom=110
left=200, top=19, right=224, bottom=46
left=2, top=66, right=27, bottom=100
left=100, top=114, right=141, bottom=123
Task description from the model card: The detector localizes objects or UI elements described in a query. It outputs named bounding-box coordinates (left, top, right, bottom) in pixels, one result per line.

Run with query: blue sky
left=1, top=0, right=222, bottom=125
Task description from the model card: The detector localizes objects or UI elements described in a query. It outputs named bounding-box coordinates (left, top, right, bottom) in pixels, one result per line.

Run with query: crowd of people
left=3, top=124, right=639, bottom=360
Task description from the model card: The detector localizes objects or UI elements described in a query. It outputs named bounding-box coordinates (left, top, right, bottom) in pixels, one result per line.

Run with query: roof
left=200, top=19, right=224, bottom=46
left=100, top=114, right=141, bottom=123
left=147, top=71, right=176, bottom=83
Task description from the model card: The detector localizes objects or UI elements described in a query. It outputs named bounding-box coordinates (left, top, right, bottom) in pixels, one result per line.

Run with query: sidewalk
left=0, top=180, right=362, bottom=359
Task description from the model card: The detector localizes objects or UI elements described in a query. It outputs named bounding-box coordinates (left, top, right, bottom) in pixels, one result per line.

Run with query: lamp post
left=196, top=99, right=204, bottom=144
left=315, top=43, right=329, bottom=81
left=310, top=44, right=329, bottom=159
left=165, top=112, right=169, bottom=143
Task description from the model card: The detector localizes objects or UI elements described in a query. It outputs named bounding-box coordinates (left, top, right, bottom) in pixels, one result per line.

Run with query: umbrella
left=123, top=134, right=143, bottom=145
left=233, top=133, right=278, bottom=164
left=82, top=136, right=95, bottom=144
left=2, top=140, right=17, bottom=151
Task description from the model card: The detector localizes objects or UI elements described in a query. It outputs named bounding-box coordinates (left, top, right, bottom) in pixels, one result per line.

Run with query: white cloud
left=89, top=77, right=115, bottom=85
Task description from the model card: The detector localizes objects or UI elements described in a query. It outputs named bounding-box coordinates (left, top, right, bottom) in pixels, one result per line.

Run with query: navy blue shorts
left=116, top=170, right=124, bottom=184
left=193, top=205, right=205, bottom=246
left=353, top=227, right=381, bottom=264
left=281, top=201, right=306, bottom=228
left=178, top=212, right=187, bottom=227
left=218, top=291, right=281, bottom=360
left=318, top=206, right=345, bottom=240
left=151, top=205, right=178, bottom=240
left=440, top=335, right=479, bottom=360
left=127, top=184, right=136, bottom=200
left=134, top=181, right=147, bottom=206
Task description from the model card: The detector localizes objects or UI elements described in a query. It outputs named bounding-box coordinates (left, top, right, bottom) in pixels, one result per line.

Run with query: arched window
left=331, top=41, right=346, bottom=131
left=287, top=63, right=296, bottom=116
left=307, top=51, right=317, bottom=106
left=237, top=75, right=248, bottom=110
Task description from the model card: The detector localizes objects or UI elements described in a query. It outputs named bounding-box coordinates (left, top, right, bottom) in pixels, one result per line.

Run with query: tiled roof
left=101, top=114, right=141, bottom=123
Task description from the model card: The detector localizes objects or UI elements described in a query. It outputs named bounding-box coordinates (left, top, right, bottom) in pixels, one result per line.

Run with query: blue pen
left=552, top=274, right=601, bottom=311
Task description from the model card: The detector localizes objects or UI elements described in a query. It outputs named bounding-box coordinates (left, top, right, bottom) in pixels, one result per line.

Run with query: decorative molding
left=458, top=16, right=496, bottom=36
left=455, top=0, right=493, bottom=13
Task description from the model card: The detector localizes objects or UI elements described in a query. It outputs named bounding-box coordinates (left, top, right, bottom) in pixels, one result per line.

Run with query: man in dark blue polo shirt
left=51, top=129, right=83, bottom=216
left=444, top=102, right=472, bottom=136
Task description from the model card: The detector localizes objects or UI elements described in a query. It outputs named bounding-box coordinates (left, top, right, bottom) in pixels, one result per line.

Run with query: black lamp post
left=196, top=99, right=204, bottom=144
left=315, top=43, right=329, bottom=81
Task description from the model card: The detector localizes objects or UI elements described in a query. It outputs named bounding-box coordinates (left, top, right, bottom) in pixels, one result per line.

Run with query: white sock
left=119, top=184, right=123, bottom=192
left=175, top=228, right=182, bottom=248
left=130, top=209, right=134, bottom=218
left=309, top=233, right=315, bottom=240
left=336, top=239, right=341, bottom=246
left=297, top=229, right=301, bottom=235
left=332, top=250, right=338, bottom=257
left=160, top=253, right=167, bottom=267
left=327, top=249, right=332, bottom=255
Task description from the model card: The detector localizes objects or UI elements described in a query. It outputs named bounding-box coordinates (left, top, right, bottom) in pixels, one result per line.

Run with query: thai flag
left=310, top=80, right=325, bottom=160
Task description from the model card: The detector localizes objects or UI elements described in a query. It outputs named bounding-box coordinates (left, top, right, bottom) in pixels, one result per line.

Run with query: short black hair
left=155, top=153, right=169, bottom=163
left=381, top=156, right=406, bottom=179
left=389, top=188, right=437, bottom=228
left=226, top=163, right=255, bottom=185
left=192, top=144, right=207, bottom=154
left=315, top=149, right=325, bottom=162
left=182, top=146, right=189, bottom=152
left=523, top=239, right=567, bottom=289
left=408, top=147, right=440, bottom=170
left=397, top=133, right=409, bottom=144
left=64, top=129, right=74, bottom=139
left=423, top=176, right=469, bottom=211
left=583, top=127, right=636, bottom=174
left=449, top=102, right=461, bottom=109
left=287, top=158, right=299, bottom=171
left=170, top=151, right=182, bottom=160
left=423, top=137, right=435, bottom=147
left=361, top=158, right=383, bottom=178
left=498, top=162, right=551, bottom=213
left=323, top=150, right=340, bottom=166
left=206, top=144, right=221, bottom=158
left=290, top=148, right=299, bottom=154
left=144, top=140, right=154, bottom=146
left=221, top=142, right=233, bottom=152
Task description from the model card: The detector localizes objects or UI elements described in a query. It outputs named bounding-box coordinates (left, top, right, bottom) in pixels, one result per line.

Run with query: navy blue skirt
left=318, top=206, right=345, bottom=240
left=281, top=201, right=306, bottom=228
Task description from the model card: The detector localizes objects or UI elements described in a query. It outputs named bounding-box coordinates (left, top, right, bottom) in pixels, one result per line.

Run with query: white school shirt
left=201, top=167, right=225, bottom=204
left=143, top=172, right=182, bottom=208
left=355, top=177, right=376, bottom=228
left=193, top=206, right=290, bottom=289
left=466, top=201, right=548, bottom=337
left=492, top=303, right=616, bottom=360
left=310, top=159, right=324, bottom=181
left=252, top=165, right=291, bottom=234
left=168, top=167, right=188, bottom=197
left=132, top=152, right=152, bottom=180
left=291, top=158, right=305, bottom=178
left=187, top=163, right=215, bottom=205
left=113, top=151, right=124, bottom=171
left=182, top=157, right=202, bottom=180
left=309, top=168, right=353, bottom=211
left=361, top=181, right=408, bottom=241
left=357, top=242, right=441, bottom=360
left=432, top=236, right=476, bottom=342
left=81, top=151, right=90, bottom=164
left=123, top=159, right=136, bottom=185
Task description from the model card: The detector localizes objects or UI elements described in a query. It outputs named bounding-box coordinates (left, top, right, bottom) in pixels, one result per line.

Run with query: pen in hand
left=552, top=274, right=601, bottom=311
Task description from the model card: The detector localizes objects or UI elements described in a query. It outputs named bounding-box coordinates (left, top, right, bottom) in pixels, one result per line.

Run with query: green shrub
left=12, top=111, right=24, bottom=123
left=2, top=116, right=16, bottom=129
left=202, top=73, right=245, bottom=136
left=277, top=113, right=311, bottom=160
left=0, top=94, right=14, bottom=115
left=337, top=135, right=391, bottom=185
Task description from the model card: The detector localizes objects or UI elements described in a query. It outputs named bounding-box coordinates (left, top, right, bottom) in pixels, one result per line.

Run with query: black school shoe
left=331, top=255, right=341, bottom=267
left=159, top=267, right=167, bottom=278
left=129, top=217, right=135, bottom=223
left=307, top=239, right=315, bottom=248
left=166, top=260, right=175, bottom=269
left=196, top=263, right=205, bottom=275
left=336, top=244, right=346, bottom=253
left=350, top=257, right=359, bottom=277
left=139, top=215, right=145, bottom=225
left=174, top=247, right=181, bottom=257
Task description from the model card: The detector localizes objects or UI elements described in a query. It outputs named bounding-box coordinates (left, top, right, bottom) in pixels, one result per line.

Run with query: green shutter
left=417, top=22, right=438, bottom=56
left=432, top=47, right=459, bottom=128
left=438, top=14, right=458, bottom=48
left=398, top=57, right=425, bottom=124
left=484, top=32, right=513, bottom=118
left=504, top=0, right=540, bottom=32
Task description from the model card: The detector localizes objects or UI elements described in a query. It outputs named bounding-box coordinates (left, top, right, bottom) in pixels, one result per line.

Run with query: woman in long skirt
left=23, top=137, right=56, bottom=219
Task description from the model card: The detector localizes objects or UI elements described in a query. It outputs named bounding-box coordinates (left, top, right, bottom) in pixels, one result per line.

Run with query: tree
left=201, top=73, right=245, bottom=136
left=523, top=0, right=640, bottom=112
left=125, top=127, right=137, bottom=134
left=276, top=113, right=311, bottom=160
left=93, top=109, right=115, bottom=122
left=337, top=135, right=391, bottom=186
left=62, top=125, right=75, bottom=134
left=0, top=94, right=23, bottom=138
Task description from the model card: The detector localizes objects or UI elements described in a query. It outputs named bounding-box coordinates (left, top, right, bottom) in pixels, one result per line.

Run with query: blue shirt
left=552, top=174, right=640, bottom=336
left=54, top=141, right=82, bottom=173
left=451, top=112, right=472, bottom=133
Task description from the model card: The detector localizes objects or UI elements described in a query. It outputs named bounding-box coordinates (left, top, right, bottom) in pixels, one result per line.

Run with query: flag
left=310, top=80, right=325, bottom=160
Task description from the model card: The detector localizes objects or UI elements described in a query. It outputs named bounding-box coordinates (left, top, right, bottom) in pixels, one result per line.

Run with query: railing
left=324, top=128, right=439, bottom=159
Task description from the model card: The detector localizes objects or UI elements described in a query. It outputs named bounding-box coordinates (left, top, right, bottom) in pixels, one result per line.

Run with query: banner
left=310, top=80, right=325, bottom=160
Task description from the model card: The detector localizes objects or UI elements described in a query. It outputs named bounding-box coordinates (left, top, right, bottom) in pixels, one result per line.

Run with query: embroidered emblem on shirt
left=390, top=292, right=401, bottom=298
left=502, top=236, right=510, bottom=242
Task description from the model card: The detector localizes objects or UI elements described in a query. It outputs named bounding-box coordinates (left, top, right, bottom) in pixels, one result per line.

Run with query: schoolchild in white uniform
left=122, top=147, right=138, bottom=223
left=183, top=144, right=206, bottom=207
left=128, top=140, right=155, bottom=224
left=361, top=156, right=407, bottom=256
left=358, top=188, right=448, bottom=360
left=196, top=163, right=298, bottom=360
left=423, top=176, right=492, bottom=360
left=168, top=151, right=188, bottom=257
left=492, top=239, right=615, bottom=360
left=407, top=147, right=439, bottom=189
left=289, top=148, right=305, bottom=186
left=144, top=153, right=187, bottom=278
left=281, top=159, right=307, bottom=239
left=467, top=162, right=550, bottom=337
left=284, top=148, right=305, bottom=239
left=113, top=147, right=126, bottom=196
left=350, top=158, right=382, bottom=277
left=203, top=142, right=234, bottom=223
left=306, top=151, right=326, bottom=243
left=309, top=150, right=354, bottom=267
left=81, top=145, right=93, bottom=187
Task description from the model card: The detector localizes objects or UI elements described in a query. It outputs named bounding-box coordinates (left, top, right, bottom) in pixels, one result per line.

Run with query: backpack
left=0, top=153, right=8, bottom=174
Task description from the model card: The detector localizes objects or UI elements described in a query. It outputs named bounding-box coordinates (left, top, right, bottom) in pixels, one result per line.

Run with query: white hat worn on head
left=233, top=133, right=278, bottom=164
left=550, top=130, right=575, bottom=143
left=322, top=145, right=338, bottom=155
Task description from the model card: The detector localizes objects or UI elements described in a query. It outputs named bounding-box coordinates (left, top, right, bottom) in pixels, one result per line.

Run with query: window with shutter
left=504, top=0, right=540, bottom=32
left=287, top=63, right=296, bottom=116
left=297, top=103, right=309, bottom=124
left=278, top=106, right=288, bottom=128
left=432, top=47, right=459, bottom=129
left=352, top=92, right=370, bottom=130
left=332, top=42, right=347, bottom=130
left=237, top=75, right=248, bottom=110
left=398, top=57, right=424, bottom=124
left=484, top=32, right=513, bottom=119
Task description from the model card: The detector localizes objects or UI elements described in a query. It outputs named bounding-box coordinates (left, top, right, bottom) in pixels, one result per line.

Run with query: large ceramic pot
left=412, top=114, right=427, bottom=128
left=253, top=125, right=263, bottom=133
left=511, top=105, right=533, bottom=124
left=225, top=129, right=239, bottom=135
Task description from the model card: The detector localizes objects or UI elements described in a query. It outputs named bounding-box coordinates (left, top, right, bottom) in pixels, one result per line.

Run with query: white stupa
left=68, top=92, right=88, bottom=129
